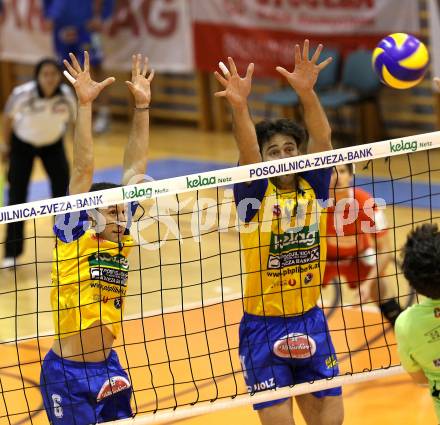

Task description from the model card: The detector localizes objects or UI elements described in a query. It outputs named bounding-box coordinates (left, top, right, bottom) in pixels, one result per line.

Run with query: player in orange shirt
left=323, top=164, right=402, bottom=325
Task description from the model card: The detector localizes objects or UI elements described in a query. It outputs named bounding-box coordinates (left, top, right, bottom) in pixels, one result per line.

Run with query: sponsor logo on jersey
left=304, top=273, right=313, bottom=284
left=267, top=226, right=320, bottom=270
left=424, top=325, right=440, bottom=343
left=97, top=376, right=131, bottom=402
left=271, top=227, right=319, bottom=251
left=89, top=253, right=129, bottom=286
left=273, top=333, right=316, bottom=359
left=114, top=297, right=123, bottom=309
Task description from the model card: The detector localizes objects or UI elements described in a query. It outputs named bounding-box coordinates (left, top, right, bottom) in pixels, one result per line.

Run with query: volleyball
left=372, top=33, right=429, bottom=89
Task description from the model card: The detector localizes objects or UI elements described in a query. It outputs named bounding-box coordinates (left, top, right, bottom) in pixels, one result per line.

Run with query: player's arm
left=63, top=51, right=115, bottom=195
left=122, top=54, right=154, bottom=186
left=395, top=314, right=426, bottom=385
left=214, top=58, right=261, bottom=165
left=276, top=40, right=333, bottom=154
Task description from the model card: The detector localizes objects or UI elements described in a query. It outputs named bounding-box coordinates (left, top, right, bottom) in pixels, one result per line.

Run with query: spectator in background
left=42, top=0, right=115, bottom=134
left=1, top=58, right=75, bottom=268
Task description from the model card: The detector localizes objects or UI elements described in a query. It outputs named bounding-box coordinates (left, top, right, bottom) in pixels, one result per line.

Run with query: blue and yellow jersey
left=51, top=207, right=136, bottom=339
left=234, top=169, right=331, bottom=317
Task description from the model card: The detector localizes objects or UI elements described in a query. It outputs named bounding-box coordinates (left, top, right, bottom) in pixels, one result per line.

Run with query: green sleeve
left=395, top=313, right=422, bottom=373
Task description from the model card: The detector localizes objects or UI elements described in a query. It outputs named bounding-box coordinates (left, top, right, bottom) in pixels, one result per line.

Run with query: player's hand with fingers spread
left=214, top=57, right=254, bottom=110
left=126, top=54, right=155, bottom=109
left=63, top=51, right=115, bottom=106
left=276, top=40, right=333, bottom=96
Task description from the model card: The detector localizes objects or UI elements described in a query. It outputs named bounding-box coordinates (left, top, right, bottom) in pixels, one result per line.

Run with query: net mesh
left=0, top=134, right=439, bottom=424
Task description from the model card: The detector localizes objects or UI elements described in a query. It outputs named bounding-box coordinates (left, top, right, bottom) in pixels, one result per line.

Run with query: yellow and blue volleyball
left=372, top=33, right=429, bottom=89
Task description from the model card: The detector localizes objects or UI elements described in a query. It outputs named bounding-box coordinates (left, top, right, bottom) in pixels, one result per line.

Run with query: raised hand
left=214, top=57, right=254, bottom=109
left=126, top=54, right=154, bottom=108
left=63, top=51, right=115, bottom=105
left=276, top=40, right=332, bottom=95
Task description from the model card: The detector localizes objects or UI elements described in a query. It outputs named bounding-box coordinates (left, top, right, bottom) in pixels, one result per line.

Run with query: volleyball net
left=0, top=132, right=439, bottom=424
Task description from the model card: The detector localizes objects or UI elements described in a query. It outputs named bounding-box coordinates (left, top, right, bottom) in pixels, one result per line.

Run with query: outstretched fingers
left=276, top=66, right=290, bottom=79
left=141, top=56, right=149, bottom=77
left=63, top=70, right=76, bottom=85
left=294, top=44, right=301, bottom=65
left=63, top=59, right=77, bottom=78
left=131, top=54, right=137, bottom=81
left=310, top=44, right=323, bottom=64
left=245, top=62, right=255, bottom=80
left=219, top=61, right=230, bottom=79
left=227, top=57, right=238, bottom=76
left=100, top=77, right=116, bottom=89
left=69, top=52, right=82, bottom=73
left=214, top=70, right=228, bottom=87
left=84, top=51, right=90, bottom=72
left=318, top=56, right=333, bottom=70
left=302, top=39, right=310, bottom=61
left=147, top=69, right=155, bottom=82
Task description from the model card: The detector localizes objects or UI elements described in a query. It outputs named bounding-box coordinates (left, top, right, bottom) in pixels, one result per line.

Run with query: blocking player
left=323, top=164, right=402, bottom=325
left=39, top=52, right=154, bottom=425
left=215, top=40, right=343, bottom=425
left=395, top=223, right=440, bottom=423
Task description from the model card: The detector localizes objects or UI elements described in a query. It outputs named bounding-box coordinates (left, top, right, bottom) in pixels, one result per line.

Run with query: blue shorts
left=239, top=306, right=342, bottom=410
left=54, top=25, right=103, bottom=66
left=40, top=349, right=132, bottom=424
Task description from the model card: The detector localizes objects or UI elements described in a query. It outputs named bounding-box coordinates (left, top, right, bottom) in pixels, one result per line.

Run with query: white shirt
left=5, top=81, right=76, bottom=147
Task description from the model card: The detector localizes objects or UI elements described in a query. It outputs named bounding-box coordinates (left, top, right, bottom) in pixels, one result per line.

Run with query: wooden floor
left=0, top=121, right=438, bottom=424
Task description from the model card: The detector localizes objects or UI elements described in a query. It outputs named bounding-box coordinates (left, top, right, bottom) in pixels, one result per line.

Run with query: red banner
left=192, top=0, right=420, bottom=76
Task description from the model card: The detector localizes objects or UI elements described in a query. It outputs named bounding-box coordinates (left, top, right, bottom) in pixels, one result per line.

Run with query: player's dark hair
left=255, top=119, right=308, bottom=153
left=89, top=182, right=121, bottom=192
left=34, top=58, right=63, bottom=98
left=400, top=223, right=440, bottom=299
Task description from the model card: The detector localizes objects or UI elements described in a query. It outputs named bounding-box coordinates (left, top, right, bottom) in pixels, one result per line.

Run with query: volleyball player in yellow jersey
left=214, top=40, right=342, bottom=425
left=40, top=51, right=154, bottom=425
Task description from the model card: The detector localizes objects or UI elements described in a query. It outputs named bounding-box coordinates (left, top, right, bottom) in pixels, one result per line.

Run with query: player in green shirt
left=395, top=223, right=440, bottom=423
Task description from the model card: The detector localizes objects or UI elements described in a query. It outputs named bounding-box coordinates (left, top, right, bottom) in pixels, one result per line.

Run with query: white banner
left=0, top=0, right=193, bottom=72
left=191, top=0, right=420, bottom=34
left=0, top=131, right=437, bottom=224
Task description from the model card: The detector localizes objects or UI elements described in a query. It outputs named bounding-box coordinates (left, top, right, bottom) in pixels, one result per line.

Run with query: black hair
left=89, top=182, right=121, bottom=192
left=255, top=119, right=308, bottom=153
left=400, top=223, right=440, bottom=299
left=34, top=58, right=63, bottom=98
